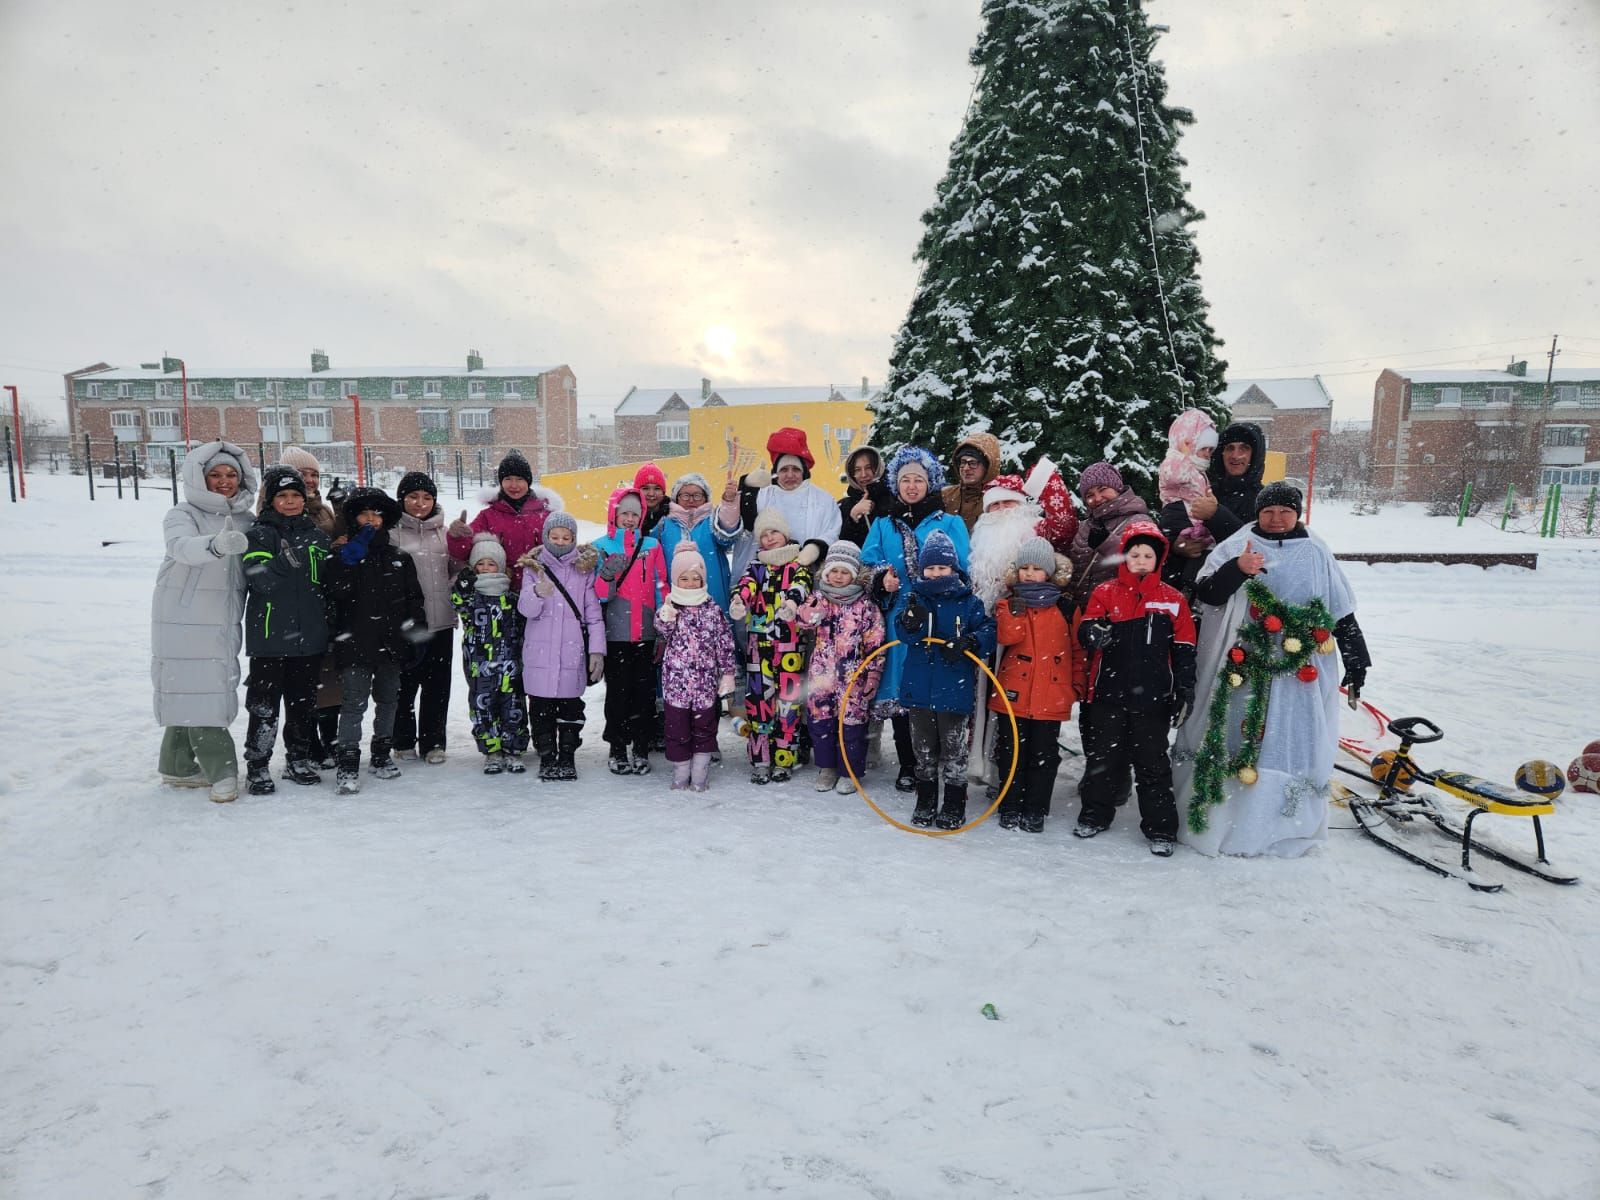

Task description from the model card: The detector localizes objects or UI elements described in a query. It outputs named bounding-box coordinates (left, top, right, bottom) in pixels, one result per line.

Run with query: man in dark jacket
left=327, top=487, right=428, bottom=794
left=242, top=466, right=334, bottom=794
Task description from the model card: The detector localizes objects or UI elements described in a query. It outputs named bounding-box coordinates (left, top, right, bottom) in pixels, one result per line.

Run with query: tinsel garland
left=1188, top=580, right=1338, bottom=833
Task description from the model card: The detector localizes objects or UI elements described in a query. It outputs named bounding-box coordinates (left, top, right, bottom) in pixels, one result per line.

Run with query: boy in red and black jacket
left=1074, top=521, right=1196, bottom=855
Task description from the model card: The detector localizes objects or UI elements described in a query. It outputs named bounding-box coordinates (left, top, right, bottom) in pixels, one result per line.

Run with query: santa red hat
left=983, top=474, right=1029, bottom=510
left=766, top=427, right=815, bottom=472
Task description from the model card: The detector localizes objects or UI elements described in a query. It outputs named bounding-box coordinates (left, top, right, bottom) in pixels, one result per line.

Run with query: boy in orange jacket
left=990, top=537, right=1085, bottom=833
left=1075, top=522, right=1196, bottom=855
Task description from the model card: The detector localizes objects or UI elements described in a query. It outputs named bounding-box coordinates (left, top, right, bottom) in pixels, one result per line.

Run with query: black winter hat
left=497, top=451, right=533, bottom=486
left=396, top=470, right=438, bottom=501
left=342, top=486, right=402, bottom=530
left=260, top=465, right=308, bottom=506
left=1255, top=481, right=1304, bottom=517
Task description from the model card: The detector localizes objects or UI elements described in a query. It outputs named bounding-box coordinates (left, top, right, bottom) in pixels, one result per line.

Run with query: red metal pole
left=350, top=391, right=365, bottom=486
left=1305, top=427, right=1324, bottom=525
left=181, top=360, right=190, bottom=451
left=4, top=386, right=22, bottom=499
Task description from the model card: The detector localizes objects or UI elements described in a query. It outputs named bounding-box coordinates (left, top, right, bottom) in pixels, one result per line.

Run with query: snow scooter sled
left=1332, top=712, right=1578, bottom=893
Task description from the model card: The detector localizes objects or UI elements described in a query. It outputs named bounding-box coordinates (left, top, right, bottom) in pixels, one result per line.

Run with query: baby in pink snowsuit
left=1157, top=408, right=1221, bottom=546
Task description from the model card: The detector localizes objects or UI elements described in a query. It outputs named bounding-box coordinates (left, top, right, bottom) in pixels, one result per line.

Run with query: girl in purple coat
left=655, top=542, right=739, bottom=792
left=796, top=540, right=886, bottom=794
left=516, top=513, right=606, bottom=781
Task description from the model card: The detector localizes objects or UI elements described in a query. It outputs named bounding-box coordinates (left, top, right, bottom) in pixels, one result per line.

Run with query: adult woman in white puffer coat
left=151, top=440, right=259, bottom=802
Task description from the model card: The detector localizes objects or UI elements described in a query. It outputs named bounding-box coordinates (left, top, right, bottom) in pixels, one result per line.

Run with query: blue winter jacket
left=895, top=581, right=994, bottom=714
left=860, top=509, right=971, bottom=706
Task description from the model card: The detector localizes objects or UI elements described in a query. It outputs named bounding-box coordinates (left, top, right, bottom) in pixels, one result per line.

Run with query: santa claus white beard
left=969, top=503, right=1043, bottom=610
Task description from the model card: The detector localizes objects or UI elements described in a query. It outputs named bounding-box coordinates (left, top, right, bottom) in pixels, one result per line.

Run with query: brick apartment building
left=1369, top=361, right=1600, bottom=500
left=65, top=350, right=579, bottom=476
left=1220, top=376, right=1334, bottom=480
left=614, top=378, right=882, bottom=462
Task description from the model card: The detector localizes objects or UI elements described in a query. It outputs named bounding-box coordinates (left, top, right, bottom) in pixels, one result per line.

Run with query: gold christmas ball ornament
left=1282, top=636, right=1302, bottom=654
left=1237, top=765, right=1259, bottom=785
left=1228, top=672, right=1244, bottom=688
left=1317, top=638, right=1336, bottom=655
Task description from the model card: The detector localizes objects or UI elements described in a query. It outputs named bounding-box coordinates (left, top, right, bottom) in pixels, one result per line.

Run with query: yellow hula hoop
left=838, top=637, right=1020, bottom=837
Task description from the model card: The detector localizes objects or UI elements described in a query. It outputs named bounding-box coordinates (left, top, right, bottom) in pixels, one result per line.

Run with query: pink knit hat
left=670, top=540, right=707, bottom=586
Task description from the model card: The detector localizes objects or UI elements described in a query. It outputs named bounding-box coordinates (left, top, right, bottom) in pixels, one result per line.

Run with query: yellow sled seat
left=1432, top=772, right=1555, bottom=817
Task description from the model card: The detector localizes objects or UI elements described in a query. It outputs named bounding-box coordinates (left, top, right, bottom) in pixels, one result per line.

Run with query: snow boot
left=608, top=744, right=633, bottom=775
left=245, top=761, right=275, bottom=796
left=630, top=743, right=652, bottom=775
left=865, top=720, right=884, bottom=770
left=690, top=752, right=713, bottom=792
left=505, top=753, right=526, bottom=774
left=998, top=809, right=1021, bottom=830
left=368, top=739, right=402, bottom=781
left=671, top=759, right=693, bottom=791
left=160, top=772, right=210, bottom=789
left=483, top=752, right=506, bottom=775
left=209, top=775, right=239, bottom=804
left=550, top=724, right=581, bottom=782
left=1072, top=820, right=1104, bottom=839
left=814, top=768, right=839, bottom=792
left=424, top=748, right=447, bottom=765
left=750, top=762, right=772, bottom=785
left=335, top=750, right=361, bottom=796
left=835, top=773, right=858, bottom=795
left=1149, top=838, right=1176, bottom=857
left=935, top=782, right=968, bottom=830
left=894, top=767, right=918, bottom=794
left=1019, top=813, right=1045, bottom=834
left=283, top=759, right=322, bottom=787
left=911, top=778, right=938, bottom=827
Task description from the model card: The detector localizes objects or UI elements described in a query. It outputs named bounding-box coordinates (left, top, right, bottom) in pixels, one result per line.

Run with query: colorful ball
left=1312, top=626, right=1331, bottom=642
left=1568, top=756, right=1600, bottom=795
left=1237, top=765, right=1259, bottom=785
left=1228, top=646, right=1246, bottom=664
left=1317, top=638, right=1336, bottom=655
left=1514, top=759, right=1567, bottom=799
left=1227, top=672, right=1244, bottom=688
left=1282, top=636, right=1302, bottom=654
left=1370, top=750, right=1417, bottom=792
left=1263, top=614, right=1283, bottom=633
left=1296, top=664, right=1318, bottom=683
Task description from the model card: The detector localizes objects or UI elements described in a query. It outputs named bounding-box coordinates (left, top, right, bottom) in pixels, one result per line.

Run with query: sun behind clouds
left=703, top=324, right=738, bottom=359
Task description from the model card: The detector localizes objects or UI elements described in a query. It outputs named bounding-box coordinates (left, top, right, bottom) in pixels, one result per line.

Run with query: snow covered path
left=4, top=477, right=1599, bottom=1198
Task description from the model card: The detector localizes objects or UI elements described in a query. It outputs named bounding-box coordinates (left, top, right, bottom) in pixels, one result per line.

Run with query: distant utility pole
left=1544, top=333, right=1560, bottom=405
left=1531, top=333, right=1561, bottom=494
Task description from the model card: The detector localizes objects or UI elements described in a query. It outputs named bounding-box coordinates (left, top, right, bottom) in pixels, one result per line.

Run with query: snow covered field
left=4, top=473, right=1599, bottom=1199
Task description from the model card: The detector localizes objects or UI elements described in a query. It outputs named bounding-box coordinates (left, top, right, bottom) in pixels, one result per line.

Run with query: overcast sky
left=2, top=0, right=1597, bottom=427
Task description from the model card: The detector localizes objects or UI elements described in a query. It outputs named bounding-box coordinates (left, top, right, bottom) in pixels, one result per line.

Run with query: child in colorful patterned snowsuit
left=896, top=529, right=994, bottom=828
left=451, top=533, right=527, bottom=774
left=593, top=488, right=669, bottom=774
left=655, top=541, right=739, bottom=792
left=796, top=540, right=885, bottom=794
left=517, top=516, right=606, bottom=782
left=728, top=508, right=814, bottom=784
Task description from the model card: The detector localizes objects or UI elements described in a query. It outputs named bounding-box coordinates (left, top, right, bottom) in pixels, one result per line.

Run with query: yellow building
left=539, top=400, right=877, bottom=525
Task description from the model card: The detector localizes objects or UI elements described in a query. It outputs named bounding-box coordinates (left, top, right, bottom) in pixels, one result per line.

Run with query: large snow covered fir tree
left=874, top=0, right=1229, bottom=492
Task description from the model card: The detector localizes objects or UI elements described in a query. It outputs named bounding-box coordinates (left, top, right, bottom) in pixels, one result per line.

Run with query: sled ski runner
left=1333, top=712, right=1579, bottom=891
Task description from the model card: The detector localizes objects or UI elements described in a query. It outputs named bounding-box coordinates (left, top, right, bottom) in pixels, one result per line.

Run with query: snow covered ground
left=4, top=473, right=1599, bottom=1199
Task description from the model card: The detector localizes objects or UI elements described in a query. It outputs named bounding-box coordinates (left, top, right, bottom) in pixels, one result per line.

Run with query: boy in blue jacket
left=896, top=530, right=994, bottom=828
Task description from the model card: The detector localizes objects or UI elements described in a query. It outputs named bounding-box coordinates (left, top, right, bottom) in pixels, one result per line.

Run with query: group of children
left=228, top=435, right=1210, bottom=858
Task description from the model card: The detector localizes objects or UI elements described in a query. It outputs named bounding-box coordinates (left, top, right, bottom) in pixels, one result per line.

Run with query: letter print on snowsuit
left=734, top=556, right=812, bottom=770
left=452, top=571, right=527, bottom=756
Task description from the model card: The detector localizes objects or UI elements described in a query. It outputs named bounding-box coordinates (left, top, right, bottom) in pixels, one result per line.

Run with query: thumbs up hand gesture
left=211, top=515, right=248, bottom=557
left=1238, top=539, right=1266, bottom=577
left=448, top=509, right=473, bottom=540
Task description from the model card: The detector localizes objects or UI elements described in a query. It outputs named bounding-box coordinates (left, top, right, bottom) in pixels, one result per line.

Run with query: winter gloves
left=339, top=524, right=378, bottom=566
left=598, top=552, right=629, bottom=581
left=1085, top=521, right=1110, bottom=549
left=897, top=599, right=929, bottom=636
left=1341, top=667, right=1366, bottom=703
left=1170, top=689, right=1194, bottom=729
left=657, top=600, right=677, bottom=623
left=941, top=632, right=979, bottom=664
left=587, top=653, right=605, bottom=684
left=728, top=597, right=748, bottom=622
left=1079, top=618, right=1114, bottom=650
left=447, top=510, right=473, bottom=540
left=210, top=517, right=247, bottom=557
left=718, top=673, right=736, bottom=698
left=775, top=599, right=798, bottom=623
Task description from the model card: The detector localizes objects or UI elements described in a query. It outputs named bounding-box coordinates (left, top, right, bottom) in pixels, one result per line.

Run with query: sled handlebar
left=1387, top=716, right=1444, bottom=746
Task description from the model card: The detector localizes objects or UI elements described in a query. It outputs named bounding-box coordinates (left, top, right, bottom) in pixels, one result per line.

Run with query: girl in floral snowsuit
left=450, top=533, right=526, bottom=772
left=655, top=541, right=740, bottom=792
left=728, top=508, right=814, bottom=784
left=797, top=540, right=885, bottom=794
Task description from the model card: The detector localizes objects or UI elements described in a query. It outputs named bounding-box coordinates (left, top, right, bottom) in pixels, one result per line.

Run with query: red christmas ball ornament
left=1296, top=664, right=1319, bottom=683
left=1228, top=646, right=1247, bottom=664
left=1263, top=614, right=1283, bottom=633
left=1312, top=627, right=1331, bottom=643
left=1248, top=604, right=1262, bottom=620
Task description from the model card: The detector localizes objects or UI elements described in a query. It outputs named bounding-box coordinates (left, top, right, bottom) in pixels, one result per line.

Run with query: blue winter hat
left=886, top=445, right=946, bottom=497
left=917, top=529, right=960, bottom=572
